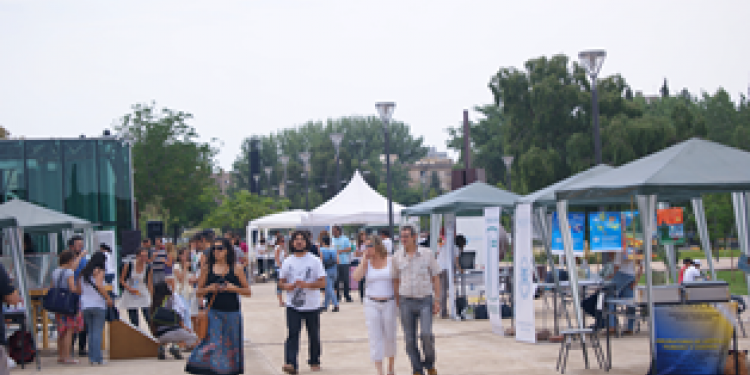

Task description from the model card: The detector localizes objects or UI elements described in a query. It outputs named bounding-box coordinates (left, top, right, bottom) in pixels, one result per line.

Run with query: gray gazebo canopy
left=0, top=199, right=94, bottom=232
left=556, top=138, right=750, bottom=204
left=0, top=216, right=17, bottom=228
left=518, top=164, right=614, bottom=207
left=401, top=181, right=520, bottom=216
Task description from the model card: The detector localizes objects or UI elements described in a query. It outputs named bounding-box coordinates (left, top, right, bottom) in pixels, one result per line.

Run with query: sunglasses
left=366, top=244, right=375, bottom=248
left=212, top=246, right=226, bottom=251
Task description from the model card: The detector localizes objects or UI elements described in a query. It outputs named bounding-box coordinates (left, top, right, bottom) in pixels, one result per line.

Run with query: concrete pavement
left=26, top=282, right=749, bottom=375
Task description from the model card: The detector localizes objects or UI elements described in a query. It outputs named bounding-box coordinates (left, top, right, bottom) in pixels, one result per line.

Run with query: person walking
left=150, top=281, right=197, bottom=360
left=319, top=236, right=339, bottom=312
left=354, top=231, right=367, bottom=303
left=120, top=247, right=153, bottom=327
left=393, top=225, right=442, bottom=375
left=332, top=226, right=353, bottom=303
left=80, top=252, right=114, bottom=365
left=353, top=235, right=397, bottom=375
left=279, top=231, right=327, bottom=374
left=275, top=236, right=287, bottom=307
left=256, top=238, right=268, bottom=278
left=52, top=251, right=83, bottom=364
left=185, top=237, right=251, bottom=375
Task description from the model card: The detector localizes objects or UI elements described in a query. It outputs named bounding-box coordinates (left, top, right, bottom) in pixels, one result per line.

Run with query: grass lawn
left=639, top=269, right=748, bottom=295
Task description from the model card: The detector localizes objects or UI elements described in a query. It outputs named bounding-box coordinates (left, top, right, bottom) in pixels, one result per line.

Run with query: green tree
left=115, top=102, right=218, bottom=229
left=201, top=190, right=290, bottom=232
left=233, top=116, right=427, bottom=209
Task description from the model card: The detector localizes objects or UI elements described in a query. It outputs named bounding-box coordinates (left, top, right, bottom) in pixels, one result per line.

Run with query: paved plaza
left=27, top=282, right=749, bottom=375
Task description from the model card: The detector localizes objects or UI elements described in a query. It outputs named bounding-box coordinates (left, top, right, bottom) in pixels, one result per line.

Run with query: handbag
left=43, top=270, right=80, bottom=316
left=194, top=292, right=218, bottom=341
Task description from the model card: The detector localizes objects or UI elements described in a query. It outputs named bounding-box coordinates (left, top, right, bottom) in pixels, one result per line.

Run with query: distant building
left=212, top=169, right=236, bottom=196
left=407, top=147, right=453, bottom=192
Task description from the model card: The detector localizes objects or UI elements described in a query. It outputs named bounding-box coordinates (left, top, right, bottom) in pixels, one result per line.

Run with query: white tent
left=0, top=199, right=94, bottom=232
left=305, top=170, right=406, bottom=225
left=248, top=209, right=308, bottom=230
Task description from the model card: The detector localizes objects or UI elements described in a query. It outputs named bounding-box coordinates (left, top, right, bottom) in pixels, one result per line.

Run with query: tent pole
left=536, top=206, right=559, bottom=335
left=691, top=198, right=716, bottom=279
left=637, top=195, right=657, bottom=373
left=732, top=192, right=750, bottom=296
left=657, top=202, right=676, bottom=284
left=556, top=200, right=584, bottom=329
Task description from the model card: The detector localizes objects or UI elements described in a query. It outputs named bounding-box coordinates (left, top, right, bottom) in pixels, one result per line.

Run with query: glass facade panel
left=0, top=141, right=26, bottom=203
left=63, top=140, right=99, bottom=223
left=25, top=140, right=63, bottom=211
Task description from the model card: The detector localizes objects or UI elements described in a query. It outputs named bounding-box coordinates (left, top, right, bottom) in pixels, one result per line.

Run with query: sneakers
left=169, top=346, right=183, bottom=360
left=332, top=306, right=339, bottom=312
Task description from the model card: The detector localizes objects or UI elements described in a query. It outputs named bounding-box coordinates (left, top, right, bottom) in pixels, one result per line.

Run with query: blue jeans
left=608, top=272, right=636, bottom=331
left=83, top=308, right=106, bottom=363
left=324, top=267, right=338, bottom=308
left=399, top=296, right=435, bottom=374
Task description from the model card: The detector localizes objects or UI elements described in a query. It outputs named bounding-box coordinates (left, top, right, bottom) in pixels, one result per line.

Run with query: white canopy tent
left=248, top=209, right=309, bottom=230
left=305, top=170, right=406, bottom=226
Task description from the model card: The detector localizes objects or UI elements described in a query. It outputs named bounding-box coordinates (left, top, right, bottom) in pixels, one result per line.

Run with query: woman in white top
left=173, top=247, right=198, bottom=330
left=80, top=252, right=114, bottom=365
left=120, top=247, right=153, bottom=328
left=353, top=234, right=396, bottom=375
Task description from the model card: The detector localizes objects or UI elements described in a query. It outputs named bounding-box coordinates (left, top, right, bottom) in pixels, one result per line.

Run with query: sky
left=1, top=1, right=748, bottom=170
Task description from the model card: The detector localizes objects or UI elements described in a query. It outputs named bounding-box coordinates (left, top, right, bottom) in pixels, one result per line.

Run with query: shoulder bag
left=194, top=291, right=218, bottom=341
left=43, top=269, right=80, bottom=316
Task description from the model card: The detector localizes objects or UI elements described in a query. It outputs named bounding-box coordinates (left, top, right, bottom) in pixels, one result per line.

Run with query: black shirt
left=0, top=264, right=16, bottom=345
left=205, top=266, right=241, bottom=312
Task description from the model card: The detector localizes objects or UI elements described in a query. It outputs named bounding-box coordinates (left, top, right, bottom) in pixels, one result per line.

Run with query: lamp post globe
left=375, top=102, right=396, bottom=238
left=578, top=49, right=607, bottom=165
left=264, top=166, right=273, bottom=195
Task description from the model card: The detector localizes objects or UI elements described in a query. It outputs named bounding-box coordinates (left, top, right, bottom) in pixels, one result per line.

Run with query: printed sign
left=484, top=207, right=503, bottom=335
left=514, top=203, right=536, bottom=343
left=551, top=212, right=585, bottom=254
left=589, top=212, right=622, bottom=251
left=657, top=208, right=685, bottom=245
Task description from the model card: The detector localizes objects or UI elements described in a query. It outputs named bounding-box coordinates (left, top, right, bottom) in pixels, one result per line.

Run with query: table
left=30, top=286, right=113, bottom=350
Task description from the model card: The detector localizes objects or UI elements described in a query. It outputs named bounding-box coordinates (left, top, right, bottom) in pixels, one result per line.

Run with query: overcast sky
left=1, top=1, right=748, bottom=169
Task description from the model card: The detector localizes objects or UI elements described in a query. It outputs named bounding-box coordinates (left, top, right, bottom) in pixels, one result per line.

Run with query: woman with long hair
left=120, top=247, right=153, bottom=327
left=280, top=231, right=327, bottom=374
left=52, top=251, right=83, bottom=364
left=354, top=231, right=368, bottom=302
left=185, top=238, right=251, bottom=375
left=150, top=281, right=197, bottom=360
left=352, top=235, right=397, bottom=375
left=173, top=247, right=198, bottom=332
left=80, top=252, right=113, bottom=365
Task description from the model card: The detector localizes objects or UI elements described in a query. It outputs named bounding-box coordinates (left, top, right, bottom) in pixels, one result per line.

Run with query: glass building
left=0, top=138, right=134, bottom=251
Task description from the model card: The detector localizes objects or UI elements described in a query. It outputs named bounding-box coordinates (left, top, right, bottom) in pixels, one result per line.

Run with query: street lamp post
left=300, top=152, right=311, bottom=210
left=264, top=166, right=272, bottom=196
left=330, top=133, right=344, bottom=192
left=579, top=49, right=607, bottom=165
left=376, top=102, right=396, bottom=238
left=421, top=171, right=427, bottom=200
left=252, top=174, right=260, bottom=195
left=280, top=156, right=290, bottom=197
left=502, top=156, right=514, bottom=191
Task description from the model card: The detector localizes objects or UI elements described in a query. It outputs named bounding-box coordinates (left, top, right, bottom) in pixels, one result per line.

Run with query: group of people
left=277, top=225, right=442, bottom=375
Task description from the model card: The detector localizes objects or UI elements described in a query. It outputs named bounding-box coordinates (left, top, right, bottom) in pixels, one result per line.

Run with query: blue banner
left=589, top=212, right=622, bottom=251
left=551, top=212, right=585, bottom=254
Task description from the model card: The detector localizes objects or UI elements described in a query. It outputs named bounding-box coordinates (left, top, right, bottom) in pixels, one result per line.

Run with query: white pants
left=157, top=328, right=198, bottom=346
left=364, top=298, right=398, bottom=363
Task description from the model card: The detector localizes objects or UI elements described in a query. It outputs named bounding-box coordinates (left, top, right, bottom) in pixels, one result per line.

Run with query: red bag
left=8, top=331, right=35, bottom=364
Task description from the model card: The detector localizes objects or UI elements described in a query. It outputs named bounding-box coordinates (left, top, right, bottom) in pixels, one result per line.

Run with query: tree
left=201, top=190, right=290, bottom=232
left=233, top=116, right=427, bottom=209
left=660, top=78, right=670, bottom=98
left=115, top=102, right=219, bottom=229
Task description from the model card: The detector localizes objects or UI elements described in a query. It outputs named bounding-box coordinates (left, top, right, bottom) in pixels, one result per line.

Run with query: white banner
left=484, top=207, right=503, bottom=335
left=444, top=213, right=457, bottom=320
left=514, top=203, right=536, bottom=343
